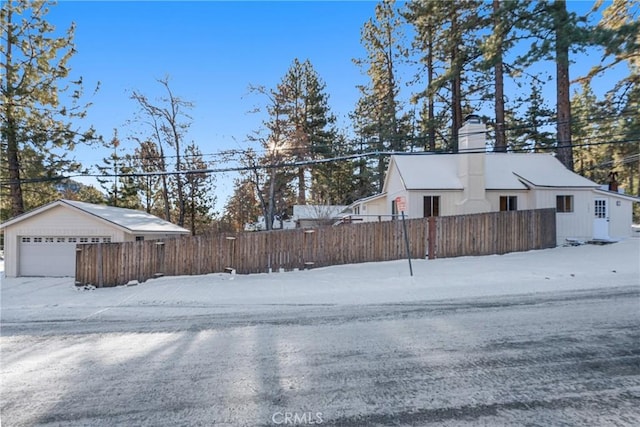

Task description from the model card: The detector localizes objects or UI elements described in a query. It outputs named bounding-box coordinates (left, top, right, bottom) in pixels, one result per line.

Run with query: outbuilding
left=0, top=199, right=189, bottom=277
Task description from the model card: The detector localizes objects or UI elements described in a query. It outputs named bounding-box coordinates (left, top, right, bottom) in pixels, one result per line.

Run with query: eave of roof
left=350, top=193, right=387, bottom=207
left=593, top=189, right=640, bottom=202
left=61, top=200, right=189, bottom=234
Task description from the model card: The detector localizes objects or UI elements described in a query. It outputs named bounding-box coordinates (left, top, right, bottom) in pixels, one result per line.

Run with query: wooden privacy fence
left=75, top=208, right=556, bottom=287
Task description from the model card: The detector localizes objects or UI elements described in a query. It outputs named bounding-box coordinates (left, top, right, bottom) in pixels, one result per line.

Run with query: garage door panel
left=18, top=237, right=108, bottom=277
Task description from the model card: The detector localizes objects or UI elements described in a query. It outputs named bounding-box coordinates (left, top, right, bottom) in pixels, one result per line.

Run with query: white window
left=45, top=237, right=54, bottom=243
left=68, top=237, right=77, bottom=243
left=21, top=237, right=31, bottom=243
left=91, top=237, right=100, bottom=243
left=57, top=237, right=66, bottom=243
left=80, top=237, right=89, bottom=243
left=103, top=237, right=111, bottom=243
left=34, top=237, right=43, bottom=243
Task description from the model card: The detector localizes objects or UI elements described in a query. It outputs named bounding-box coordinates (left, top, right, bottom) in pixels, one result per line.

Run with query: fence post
left=97, top=243, right=103, bottom=288
left=75, top=245, right=82, bottom=286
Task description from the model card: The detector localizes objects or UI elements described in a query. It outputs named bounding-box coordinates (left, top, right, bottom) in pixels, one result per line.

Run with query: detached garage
left=0, top=199, right=189, bottom=277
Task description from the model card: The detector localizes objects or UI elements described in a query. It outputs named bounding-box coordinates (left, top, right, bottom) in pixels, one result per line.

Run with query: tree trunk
left=158, top=144, right=171, bottom=222
left=4, top=7, right=24, bottom=216
left=6, top=118, right=24, bottom=216
left=172, top=127, right=185, bottom=227
left=267, top=167, right=277, bottom=231
left=297, top=167, right=306, bottom=205
left=450, top=11, right=462, bottom=153
left=190, top=192, right=196, bottom=236
left=493, top=0, right=507, bottom=152
left=555, top=0, right=574, bottom=170
left=427, top=32, right=436, bottom=152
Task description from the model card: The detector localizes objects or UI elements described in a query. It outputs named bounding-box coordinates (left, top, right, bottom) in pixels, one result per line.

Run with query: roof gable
left=383, top=155, right=463, bottom=191
left=1, top=199, right=189, bottom=234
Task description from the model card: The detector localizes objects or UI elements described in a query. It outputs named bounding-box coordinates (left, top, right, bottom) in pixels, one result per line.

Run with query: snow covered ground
left=1, top=238, right=639, bottom=426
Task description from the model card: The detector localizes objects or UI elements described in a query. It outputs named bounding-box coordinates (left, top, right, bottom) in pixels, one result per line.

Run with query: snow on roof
left=392, top=155, right=463, bottom=190
left=593, top=188, right=640, bottom=202
left=496, top=153, right=598, bottom=188
left=0, top=199, right=189, bottom=234
left=61, top=200, right=190, bottom=234
left=292, top=205, right=348, bottom=220
left=350, top=193, right=387, bottom=205
left=388, top=153, right=598, bottom=191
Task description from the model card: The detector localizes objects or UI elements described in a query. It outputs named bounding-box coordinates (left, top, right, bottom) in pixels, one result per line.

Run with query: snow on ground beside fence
left=1, top=238, right=638, bottom=324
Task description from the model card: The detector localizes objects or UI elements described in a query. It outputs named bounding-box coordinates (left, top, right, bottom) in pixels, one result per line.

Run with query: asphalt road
left=2, top=285, right=639, bottom=426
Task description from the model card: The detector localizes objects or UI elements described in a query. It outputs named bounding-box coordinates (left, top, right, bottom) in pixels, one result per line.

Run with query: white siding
left=407, top=191, right=462, bottom=218
left=359, top=197, right=388, bottom=222
left=534, top=189, right=594, bottom=244
left=9, top=205, right=125, bottom=238
left=385, top=163, right=406, bottom=205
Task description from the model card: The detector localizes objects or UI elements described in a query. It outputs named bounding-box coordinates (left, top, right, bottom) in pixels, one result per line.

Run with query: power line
left=2, top=138, right=638, bottom=186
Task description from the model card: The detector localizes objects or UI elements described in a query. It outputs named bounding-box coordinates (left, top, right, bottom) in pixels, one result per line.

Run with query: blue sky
left=42, top=0, right=622, bottom=210
left=49, top=1, right=373, bottom=166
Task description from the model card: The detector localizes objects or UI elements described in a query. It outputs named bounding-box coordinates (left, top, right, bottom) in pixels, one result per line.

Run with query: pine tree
left=509, top=81, right=555, bottom=152
left=404, top=0, right=484, bottom=152
left=354, top=0, right=411, bottom=192
left=1, top=0, right=100, bottom=218
left=275, top=59, right=336, bottom=205
left=223, top=178, right=262, bottom=232
left=606, top=84, right=639, bottom=200
left=580, top=0, right=639, bottom=103
left=244, top=86, right=295, bottom=230
left=403, top=1, right=438, bottom=151
left=182, top=143, right=216, bottom=235
left=96, top=130, right=140, bottom=208
left=133, top=140, right=164, bottom=215
left=571, top=86, right=609, bottom=181
left=309, top=133, right=360, bottom=205
left=478, top=1, right=531, bottom=152
left=516, top=0, right=591, bottom=170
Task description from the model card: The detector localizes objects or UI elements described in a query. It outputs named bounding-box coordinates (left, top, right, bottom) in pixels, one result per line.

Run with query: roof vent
left=464, top=114, right=482, bottom=125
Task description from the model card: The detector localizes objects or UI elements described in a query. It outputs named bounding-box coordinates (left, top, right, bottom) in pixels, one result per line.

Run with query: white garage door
left=18, top=236, right=110, bottom=277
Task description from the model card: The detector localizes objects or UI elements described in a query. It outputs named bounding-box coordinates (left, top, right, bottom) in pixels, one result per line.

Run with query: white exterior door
left=593, top=199, right=609, bottom=240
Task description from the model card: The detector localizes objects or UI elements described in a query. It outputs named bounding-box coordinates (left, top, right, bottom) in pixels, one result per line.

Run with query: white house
left=0, top=199, right=189, bottom=277
left=349, top=118, right=638, bottom=245
left=244, top=205, right=349, bottom=231
left=292, top=205, right=348, bottom=228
